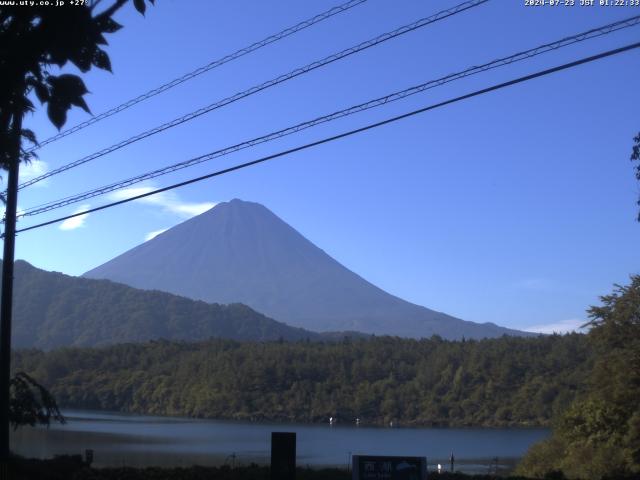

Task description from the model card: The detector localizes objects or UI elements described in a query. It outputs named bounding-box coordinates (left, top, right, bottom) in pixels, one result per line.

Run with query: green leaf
left=21, top=97, right=35, bottom=113
left=9, top=372, right=65, bottom=430
left=70, top=95, right=91, bottom=115
left=69, top=46, right=93, bottom=72
left=96, top=17, right=122, bottom=34
left=133, top=0, right=146, bottom=15
left=92, top=49, right=112, bottom=72
left=95, top=33, right=109, bottom=46
left=48, top=74, right=89, bottom=98
left=33, top=82, right=50, bottom=104
left=47, top=100, right=67, bottom=130
left=21, top=129, right=38, bottom=147
left=46, top=75, right=92, bottom=119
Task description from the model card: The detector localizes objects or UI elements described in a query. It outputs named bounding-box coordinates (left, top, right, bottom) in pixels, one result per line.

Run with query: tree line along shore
left=13, top=333, right=590, bottom=427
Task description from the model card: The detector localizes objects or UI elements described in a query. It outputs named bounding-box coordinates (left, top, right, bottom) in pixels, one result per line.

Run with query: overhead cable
left=13, top=41, right=640, bottom=235
left=18, top=14, right=640, bottom=218
left=18, top=0, right=489, bottom=189
left=26, top=0, right=370, bottom=152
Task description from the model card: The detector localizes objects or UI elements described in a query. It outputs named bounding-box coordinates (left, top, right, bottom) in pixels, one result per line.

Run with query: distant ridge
left=84, top=199, right=530, bottom=340
left=4, top=260, right=324, bottom=350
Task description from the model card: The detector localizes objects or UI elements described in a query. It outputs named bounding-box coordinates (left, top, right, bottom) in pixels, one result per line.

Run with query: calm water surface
left=11, top=410, right=549, bottom=473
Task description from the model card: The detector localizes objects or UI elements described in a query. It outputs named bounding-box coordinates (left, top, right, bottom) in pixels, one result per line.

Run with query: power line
left=17, top=14, right=640, bottom=218
left=26, top=0, right=370, bottom=153
left=14, top=41, right=640, bottom=235
left=18, top=0, right=489, bottom=190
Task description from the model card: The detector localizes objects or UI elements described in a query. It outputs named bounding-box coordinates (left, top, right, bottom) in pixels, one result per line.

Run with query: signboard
left=352, top=455, right=427, bottom=480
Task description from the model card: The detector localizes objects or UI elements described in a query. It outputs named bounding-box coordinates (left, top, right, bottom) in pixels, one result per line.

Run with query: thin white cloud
left=0, top=160, right=50, bottom=191
left=107, top=185, right=216, bottom=219
left=59, top=204, right=90, bottom=231
left=109, top=186, right=155, bottom=201
left=145, top=228, right=168, bottom=241
left=169, top=202, right=216, bottom=217
left=19, top=160, right=49, bottom=186
left=525, top=318, right=588, bottom=335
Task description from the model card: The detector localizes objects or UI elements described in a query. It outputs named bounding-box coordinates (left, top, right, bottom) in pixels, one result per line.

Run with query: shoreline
left=57, top=408, right=553, bottom=430
left=11, top=410, right=549, bottom=472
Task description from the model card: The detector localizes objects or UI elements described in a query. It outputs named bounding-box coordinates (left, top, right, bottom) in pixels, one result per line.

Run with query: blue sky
left=5, top=0, right=640, bottom=333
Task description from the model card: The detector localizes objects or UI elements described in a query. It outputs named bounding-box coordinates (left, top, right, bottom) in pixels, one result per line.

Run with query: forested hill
left=4, top=260, right=323, bottom=349
left=14, top=334, right=592, bottom=427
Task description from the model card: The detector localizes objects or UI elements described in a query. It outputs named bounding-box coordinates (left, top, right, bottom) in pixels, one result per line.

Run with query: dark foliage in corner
left=517, top=276, right=640, bottom=479
left=0, top=0, right=155, bottom=436
left=631, top=132, right=640, bottom=221
left=0, top=0, right=155, bottom=170
left=9, top=372, right=64, bottom=430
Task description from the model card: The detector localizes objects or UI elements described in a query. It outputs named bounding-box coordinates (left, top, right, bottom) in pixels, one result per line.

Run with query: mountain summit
left=84, top=199, right=528, bottom=339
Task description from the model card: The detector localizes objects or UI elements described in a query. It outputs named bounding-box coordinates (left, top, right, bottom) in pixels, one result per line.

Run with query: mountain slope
left=85, top=199, right=529, bottom=339
left=4, top=260, right=322, bottom=349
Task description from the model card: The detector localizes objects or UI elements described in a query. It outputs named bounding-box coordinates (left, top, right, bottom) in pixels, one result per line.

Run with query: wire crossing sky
left=24, top=0, right=370, bottom=154
left=14, top=41, right=640, bottom=235
left=9, top=0, right=640, bottom=334
left=18, top=0, right=489, bottom=189
left=17, top=14, right=640, bottom=218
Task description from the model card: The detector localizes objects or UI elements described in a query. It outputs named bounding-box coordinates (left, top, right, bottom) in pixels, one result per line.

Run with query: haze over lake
left=12, top=411, right=549, bottom=473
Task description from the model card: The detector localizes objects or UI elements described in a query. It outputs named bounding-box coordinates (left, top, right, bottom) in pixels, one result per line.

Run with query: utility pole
left=0, top=111, right=22, bottom=461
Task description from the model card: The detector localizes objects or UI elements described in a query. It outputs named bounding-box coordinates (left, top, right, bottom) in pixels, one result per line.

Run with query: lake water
left=11, top=410, right=549, bottom=473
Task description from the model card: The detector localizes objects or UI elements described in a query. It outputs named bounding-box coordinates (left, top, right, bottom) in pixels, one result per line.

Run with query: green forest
left=5, top=260, right=324, bottom=349
left=9, top=276, right=640, bottom=480
left=516, top=276, right=640, bottom=479
left=13, top=333, right=590, bottom=428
